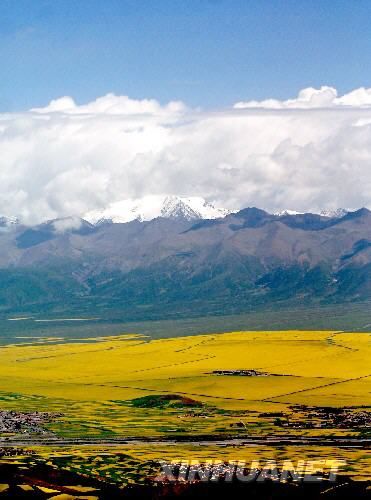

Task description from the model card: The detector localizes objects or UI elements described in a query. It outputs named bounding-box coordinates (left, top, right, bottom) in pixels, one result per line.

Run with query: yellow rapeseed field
left=0, top=330, right=369, bottom=484
left=0, top=330, right=369, bottom=414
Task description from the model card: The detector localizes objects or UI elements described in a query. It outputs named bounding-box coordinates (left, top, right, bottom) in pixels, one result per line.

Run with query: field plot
left=0, top=330, right=369, bottom=437
left=0, top=330, right=369, bottom=493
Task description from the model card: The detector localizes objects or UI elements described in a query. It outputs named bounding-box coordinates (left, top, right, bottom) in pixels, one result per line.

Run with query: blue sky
left=1, top=2, right=371, bottom=219
left=1, top=0, right=371, bottom=110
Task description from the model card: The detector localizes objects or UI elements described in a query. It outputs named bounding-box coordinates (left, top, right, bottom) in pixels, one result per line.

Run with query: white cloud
left=31, top=93, right=186, bottom=115
left=0, top=88, right=371, bottom=223
left=234, top=86, right=371, bottom=109
left=52, top=216, right=84, bottom=233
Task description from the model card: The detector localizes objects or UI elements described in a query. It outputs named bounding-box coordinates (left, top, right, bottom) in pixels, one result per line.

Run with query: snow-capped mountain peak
left=275, top=209, right=303, bottom=216
left=84, top=195, right=234, bottom=225
left=319, top=208, right=349, bottom=218
left=275, top=208, right=349, bottom=218
left=161, top=196, right=203, bottom=220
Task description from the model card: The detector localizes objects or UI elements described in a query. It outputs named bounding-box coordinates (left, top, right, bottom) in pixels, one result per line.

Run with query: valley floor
left=0, top=329, right=369, bottom=496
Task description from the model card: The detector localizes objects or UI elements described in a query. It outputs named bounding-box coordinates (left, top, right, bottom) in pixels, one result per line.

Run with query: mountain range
left=0, top=199, right=370, bottom=320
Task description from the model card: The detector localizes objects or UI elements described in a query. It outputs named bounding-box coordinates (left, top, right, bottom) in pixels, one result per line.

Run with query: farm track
left=263, top=373, right=371, bottom=401
left=0, top=435, right=370, bottom=448
left=131, top=354, right=216, bottom=374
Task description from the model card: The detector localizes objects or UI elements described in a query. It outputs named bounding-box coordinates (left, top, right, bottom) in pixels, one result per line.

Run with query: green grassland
left=1, top=299, right=371, bottom=346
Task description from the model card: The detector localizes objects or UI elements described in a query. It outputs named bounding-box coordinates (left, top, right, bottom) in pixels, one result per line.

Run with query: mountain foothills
left=0, top=196, right=371, bottom=319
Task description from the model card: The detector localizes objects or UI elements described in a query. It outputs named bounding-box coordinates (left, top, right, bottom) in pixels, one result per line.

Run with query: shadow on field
left=0, top=460, right=369, bottom=499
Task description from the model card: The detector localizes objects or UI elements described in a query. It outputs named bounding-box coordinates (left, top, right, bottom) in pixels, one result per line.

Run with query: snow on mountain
left=84, top=196, right=234, bottom=225
left=319, top=208, right=349, bottom=218
left=0, top=205, right=352, bottom=228
left=275, top=209, right=304, bottom=216
left=276, top=208, right=349, bottom=218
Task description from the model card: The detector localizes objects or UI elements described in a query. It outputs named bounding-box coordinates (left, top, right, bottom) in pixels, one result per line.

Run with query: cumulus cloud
left=0, top=88, right=371, bottom=223
left=31, top=93, right=186, bottom=116
left=52, top=216, right=84, bottom=233
left=234, top=86, right=371, bottom=109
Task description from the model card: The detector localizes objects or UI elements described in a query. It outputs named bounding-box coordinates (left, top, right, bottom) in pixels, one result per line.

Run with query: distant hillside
left=0, top=207, right=371, bottom=318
